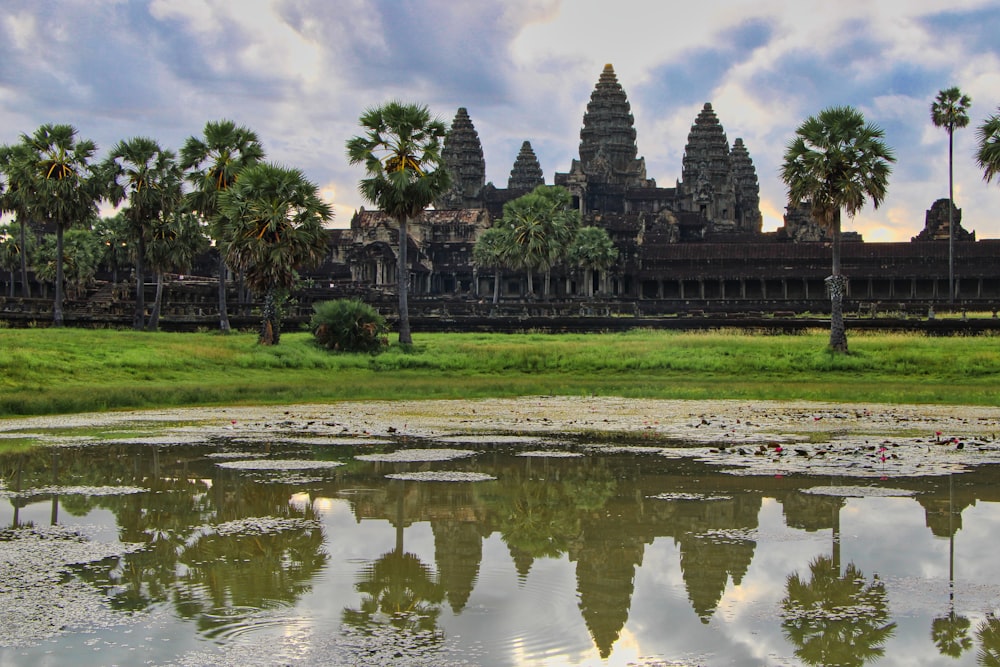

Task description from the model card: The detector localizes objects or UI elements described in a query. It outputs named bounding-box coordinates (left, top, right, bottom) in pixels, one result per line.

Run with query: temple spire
left=577, top=64, right=648, bottom=186
left=508, top=140, right=544, bottom=192
left=436, top=107, right=486, bottom=209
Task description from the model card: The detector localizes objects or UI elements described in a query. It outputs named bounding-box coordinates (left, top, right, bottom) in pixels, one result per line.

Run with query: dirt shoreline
left=3, top=396, right=999, bottom=441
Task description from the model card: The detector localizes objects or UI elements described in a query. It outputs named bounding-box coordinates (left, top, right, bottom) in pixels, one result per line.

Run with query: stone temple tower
left=437, top=107, right=486, bottom=209
left=507, top=141, right=545, bottom=194
left=730, top=138, right=762, bottom=234
left=679, top=103, right=738, bottom=231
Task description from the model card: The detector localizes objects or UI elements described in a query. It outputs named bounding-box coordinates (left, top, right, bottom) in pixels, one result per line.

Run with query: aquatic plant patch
left=0, top=485, right=147, bottom=499
left=212, top=517, right=322, bottom=537
left=215, top=459, right=346, bottom=470
left=384, top=471, right=497, bottom=482
left=0, top=526, right=145, bottom=647
left=517, top=450, right=584, bottom=458
left=801, top=485, right=918, bottom=497
left=648, top=492, right=733, bottom=501
left=355, top=448, right=477, bottom=462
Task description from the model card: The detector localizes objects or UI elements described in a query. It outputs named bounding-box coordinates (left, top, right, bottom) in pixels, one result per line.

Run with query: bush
left=310, top=299, right=388, bottom=353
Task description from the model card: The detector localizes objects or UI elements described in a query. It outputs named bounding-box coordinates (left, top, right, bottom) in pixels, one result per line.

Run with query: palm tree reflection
left=781, top=556, right=895, bottom=666
left=976, top=613, right=1000, bottom=666
left=342, top=480, right=445, bottom=646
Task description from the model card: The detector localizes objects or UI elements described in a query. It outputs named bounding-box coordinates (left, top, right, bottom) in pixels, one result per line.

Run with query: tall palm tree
left=781, top=106, right=895, bottom=353
left=0, top=142, right=38, bottom=298
left=180, top=120, right=265, bottom=333
left=472, top=226, right=512, bottom=305
left=346, top=101, right=451, bottom=345
left=219, top=163, right=331, bottom=345
left=976, top=106, right=1000, bottom=185
left=569, top=226, right=619, bottom=297
left=21, top=124, right=101, bottom=326
left=104, top=137, right=180, bottom=330
left=931, top=87, right=972, bottom=304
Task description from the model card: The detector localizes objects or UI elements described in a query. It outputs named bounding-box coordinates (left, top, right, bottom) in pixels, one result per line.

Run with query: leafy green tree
left=346, top=101, right=451, bottom=344
left=780, top=106, right=895, bottom=353
left=976, top=107, right=1000, bottom=185
left=472, top=225, right=513, bottom=304
left=496, top=185, right=580, bottom=298
left=569, top=226, right=618, bottom=297
left=931, top=87, right=972, bottom=303
left=20, top=124, right=102, bottom=325
left=103, top=137, right=181, bottom=330
left=0, top=142, right=38, bottom=298
left=219, top=163, right=331, bottom=345
left=180, top=120, right=265, bottom=333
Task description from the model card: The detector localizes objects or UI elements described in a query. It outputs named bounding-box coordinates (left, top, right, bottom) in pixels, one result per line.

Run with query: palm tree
left=145, top=211, right=208, bottom=331
left=781, top=106, right=895, bottom=353
left=472, top=226, right=512, bottom=305
left=0, top=142, right=38, bottom=298
left=104, top=137, right=180, bottom=330
left=496, top=185, right=580, bottom=298
left=569, top=226, right=619, bottom=297
left=346, top=101, right=451, bottom=345
left=976, top=106, right=1000, bottom=185
left=931, top=87, right=972, bottom=304
left=0, top=223, right=24, bottom=298
left=180, top=120, right=265, bottom=333
left=219, top=163, right=331, bottom=345
left=20, top=124, right=101, bottom=326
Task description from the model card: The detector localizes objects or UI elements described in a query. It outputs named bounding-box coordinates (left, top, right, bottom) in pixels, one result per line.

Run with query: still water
left=2, top=425, right=1000, bottom=666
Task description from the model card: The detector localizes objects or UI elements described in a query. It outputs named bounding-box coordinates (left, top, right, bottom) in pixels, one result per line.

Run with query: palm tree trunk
left=948, top=127, right=955, bottom=304
left=146, top=271, right=164, bottom=331
left=18, top=220, right=30, bottom=298
left=543, top=270, right=551, bottom=299
left=217, top=253, right=231, bottom=333
left=134, top=236, right=145, bottom=331
left=493, top=269, right=501, bottom=305
left=259, top=289, right=278, bottom=345
left=526, top=269, right=534, bottom=298
left=828, top=210, right=848, bottom=353
left=396, top=215, right=412, bottom=345
left=53, top=223, right=65, bottom=327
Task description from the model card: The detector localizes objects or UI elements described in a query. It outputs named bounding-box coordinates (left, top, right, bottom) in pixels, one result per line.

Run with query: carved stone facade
left=912, top=198, right=975, bottom=242
left=330, top=64, right=984, bottom=306
left=507, top=141, right=545, bottom=194
left=435, top=107, right=486, bottom=210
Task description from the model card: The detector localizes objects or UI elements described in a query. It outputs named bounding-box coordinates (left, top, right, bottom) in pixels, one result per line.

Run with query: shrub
left=310, top=299, right=388, bottom=353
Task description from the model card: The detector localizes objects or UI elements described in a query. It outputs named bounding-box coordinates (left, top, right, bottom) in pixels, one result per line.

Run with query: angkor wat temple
left=328, top=64, right=998, bottom=315
left=3, top=65, right=996, bottom=329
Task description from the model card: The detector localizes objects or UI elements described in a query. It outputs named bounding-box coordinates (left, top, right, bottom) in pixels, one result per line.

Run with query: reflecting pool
left=2, top=415, right=1000, bottom=666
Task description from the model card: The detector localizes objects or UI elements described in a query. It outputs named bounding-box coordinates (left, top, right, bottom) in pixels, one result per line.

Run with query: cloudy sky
left=3, top=0, right=999, bottom=241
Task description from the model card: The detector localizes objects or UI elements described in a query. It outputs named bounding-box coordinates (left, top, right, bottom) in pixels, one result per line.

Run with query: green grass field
left=1, top=327, right=998, bottom=416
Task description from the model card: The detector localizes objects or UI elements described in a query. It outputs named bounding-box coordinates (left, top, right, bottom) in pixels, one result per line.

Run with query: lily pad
left=384, top=471, right=496, bottom=482
left=355, top=449, right=476, bottom=462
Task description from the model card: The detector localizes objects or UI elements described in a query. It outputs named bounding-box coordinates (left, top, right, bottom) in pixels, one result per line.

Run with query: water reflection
left=2, top=436, right=1000, bottom=666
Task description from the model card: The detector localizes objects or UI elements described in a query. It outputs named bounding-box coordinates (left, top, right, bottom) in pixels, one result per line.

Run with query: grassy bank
left=1, top=327, right=998, bottom=416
